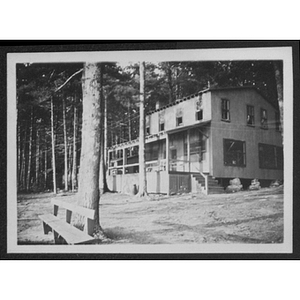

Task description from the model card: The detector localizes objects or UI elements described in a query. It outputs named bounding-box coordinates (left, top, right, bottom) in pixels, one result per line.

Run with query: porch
left=107, top=122, right=213, bottom=195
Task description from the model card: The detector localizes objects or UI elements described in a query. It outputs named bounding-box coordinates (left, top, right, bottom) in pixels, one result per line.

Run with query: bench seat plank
left=51, top=199, right=95, bottom=220
left=39, top=214, right=95, bottom=245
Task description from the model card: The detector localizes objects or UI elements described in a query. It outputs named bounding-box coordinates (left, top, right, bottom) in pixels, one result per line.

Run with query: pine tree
left=76, top=62, right=103, bottom=236
left=138, top=61, right=147, bottom=197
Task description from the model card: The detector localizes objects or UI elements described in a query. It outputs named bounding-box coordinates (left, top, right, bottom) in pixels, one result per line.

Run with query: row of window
left=146, top=108, right=203, bottom=134
left=109, top=139, right=283, bottom=171
left=146, top=98, right=280, bottom=135
left=224, top=139, right=283, bottom=169
left=221, top=99, right=280, bottom=130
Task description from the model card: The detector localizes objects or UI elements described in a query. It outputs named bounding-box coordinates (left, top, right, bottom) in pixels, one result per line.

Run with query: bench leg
left=53, top=231, right=67, bottom=244
left=43, top=222, right=52, bottom=234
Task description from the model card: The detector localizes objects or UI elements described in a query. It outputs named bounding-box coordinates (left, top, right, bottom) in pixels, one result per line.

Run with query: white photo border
left=7, top=44, right=294, bottom=255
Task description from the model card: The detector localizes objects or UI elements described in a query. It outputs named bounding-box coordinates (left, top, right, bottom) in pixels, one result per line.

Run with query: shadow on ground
left=104, top=227, right=166, bottom=244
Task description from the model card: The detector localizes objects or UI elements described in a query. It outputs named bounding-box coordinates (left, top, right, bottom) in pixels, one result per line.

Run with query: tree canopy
left=16, top=59, right=281, bottom=193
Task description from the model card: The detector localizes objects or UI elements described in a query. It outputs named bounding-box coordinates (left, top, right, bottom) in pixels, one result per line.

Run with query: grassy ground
left=17, top=186, right=283, bottom=245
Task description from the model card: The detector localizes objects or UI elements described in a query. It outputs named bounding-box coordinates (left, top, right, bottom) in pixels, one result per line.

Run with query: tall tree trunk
left=273, top=61, right=284, bottom=138
left=166, top=63, right=174, bottom=103
left=17, top=123, right=20, bottom=188
left=128, top=101, right=132, bottom=141
left=138, top=61, right=147, bottom=197
left=20, top=124, right=27, bottom=190
left=99, top=127, right=110, bottom=193
left=68, top=143, right=72, bottom=190
left=26, top=107, right=33, bottom=191
left=77, top=62, right=102, bottom=234
left=110, top=130, right=113, bottom=148
left=175, top=67, right=181, bottom=99
left=20, top=145, right=25, bottom=190
left=63, top=97, right=68, bottom=191
left=35, top=126, right=40, bottom=191
left=72, top=105, right=77, bottom=191
left=104, top=91, right=108, bottom=162
left=99, top=64, right=110, bottom=193
left=44, top=134, right=47, bottom=190
left=51, top=97, right=57, bottom=194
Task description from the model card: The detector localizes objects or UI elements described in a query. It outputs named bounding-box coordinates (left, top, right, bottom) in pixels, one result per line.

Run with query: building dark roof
left=146, top=86, right=277, bottom=116
left=146, top=88, right=209, bottom=116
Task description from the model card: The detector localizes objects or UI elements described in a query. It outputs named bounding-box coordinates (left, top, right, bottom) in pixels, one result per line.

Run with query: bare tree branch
left=55, top=68, right=83, bottom=93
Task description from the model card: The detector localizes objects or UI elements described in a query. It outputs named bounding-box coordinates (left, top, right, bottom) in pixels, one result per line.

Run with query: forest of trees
left=16, top=59, right=283, bottom=195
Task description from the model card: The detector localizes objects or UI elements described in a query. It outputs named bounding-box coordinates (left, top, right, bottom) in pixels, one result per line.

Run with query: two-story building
left=107, top=86, right=283, bottom=195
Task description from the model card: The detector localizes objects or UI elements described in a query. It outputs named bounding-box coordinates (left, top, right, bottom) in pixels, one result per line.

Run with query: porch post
left=166, top=134, right=170, bottom=196
left=187, top=129, right=190, bottom=173
left=107, top=150, right=111, bottom=175
left=122, top=148, right=125, bottom=174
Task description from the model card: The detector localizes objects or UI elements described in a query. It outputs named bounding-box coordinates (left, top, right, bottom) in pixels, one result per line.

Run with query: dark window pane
left=261, top=108, right=268, bottom=129
left=247, top=105, right=255, bottom=125
left=176, top=116, right=183, bottom=126
left=159, top=122, right=165, bottom=131
left=221, top=99, right=230, bottom=121
left=224, top=139, right=246, bottom=167
left=196, top=110, right=203, bottom=121
left=259, top=143, right=283, bottom=169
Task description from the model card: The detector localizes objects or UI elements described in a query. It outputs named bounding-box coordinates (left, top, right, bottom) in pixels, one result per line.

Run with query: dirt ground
left=17, top=186, right=283, bottom=245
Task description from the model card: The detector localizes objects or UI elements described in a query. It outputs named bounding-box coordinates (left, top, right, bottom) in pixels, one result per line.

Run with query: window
left=126, top=146, right=139, bottom=165
left=159, top=122, right=165, bottom=131
left=221, top=99, right=230, bottom=121
left=146, top=142, right=159, bottom=162
left=159, top=111, right=165, bottom=132
left=176, top=108, right=183, bottom=126
left=275, top=112, right=280, bottom=131
left=259, top=143, right=283, bottom=169
left=116, top=149, right=123, bottom=159
left=196, top=110, right=203, bottom=121
left=184, top=143, right=188, bottom=158
left=109, top=151, right=114, bottom=161
left=189, top=128, right=207, bottom=162
left=261, top=108, right=268, bottom=129
left=176, top=116, right=183, bottom=126
left=195, top=96, right=203, bottom=121
left=171, top=149, right=177, bottom=160
left=146, top=115, right=150, bottom=135
left=190, top=130, right=205, bottom=154
left=224, top=139, right=246, bottom=167
left=246, top=105, right=255, bottom=126
left=125, top=166, right=139, bottom=174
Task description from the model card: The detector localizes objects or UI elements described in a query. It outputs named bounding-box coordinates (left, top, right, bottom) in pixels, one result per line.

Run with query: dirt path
left=17, top=187, right=283, bottom=244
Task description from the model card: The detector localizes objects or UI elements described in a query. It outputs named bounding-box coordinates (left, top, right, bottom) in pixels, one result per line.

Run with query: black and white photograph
left=6, top=44, right=294, bottom=256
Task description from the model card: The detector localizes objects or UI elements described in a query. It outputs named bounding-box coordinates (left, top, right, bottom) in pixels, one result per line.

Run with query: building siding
left=147, top=92, right=212, bottom=135
left=107, top=87, right=283, bottom=194
left=210, top=89, right=283, bottom=180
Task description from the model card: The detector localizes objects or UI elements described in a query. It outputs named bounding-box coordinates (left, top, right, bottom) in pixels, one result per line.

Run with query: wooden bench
left=39, top=198, right=97, bottom=245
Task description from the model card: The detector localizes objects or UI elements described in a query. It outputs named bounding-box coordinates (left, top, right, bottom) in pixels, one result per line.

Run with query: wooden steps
left=192, top=174, right=224, bottom=194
